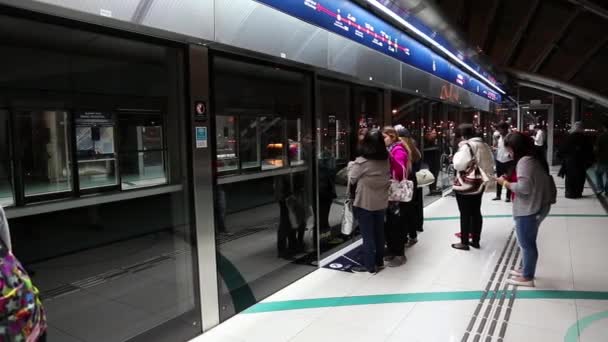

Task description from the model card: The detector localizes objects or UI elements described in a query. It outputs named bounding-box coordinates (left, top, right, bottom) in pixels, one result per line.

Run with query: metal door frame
left=188, top=45, right=220, bottom=331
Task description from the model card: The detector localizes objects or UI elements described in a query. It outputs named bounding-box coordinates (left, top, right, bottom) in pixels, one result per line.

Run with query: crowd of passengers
left=345, top=120, right=606, bottom=288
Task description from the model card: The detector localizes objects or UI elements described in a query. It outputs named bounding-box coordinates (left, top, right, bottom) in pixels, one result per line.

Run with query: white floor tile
left=577, top=306, right=608, bottom=342
left=503, top=322, right=564, bottom=342
left=509, top=300, right=577, bottom=335
left=388, top=301, right=472, bottom=342
left=289, top=317, right=391, bottom=342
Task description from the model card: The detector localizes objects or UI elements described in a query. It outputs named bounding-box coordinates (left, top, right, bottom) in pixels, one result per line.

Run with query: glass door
left=15, top=109, right=73, bottom=201
left=317, top=80, right=352, bottom=257
left=0, top=109, right=13, bottom=206
left=74, top=111, right=118, bottom=192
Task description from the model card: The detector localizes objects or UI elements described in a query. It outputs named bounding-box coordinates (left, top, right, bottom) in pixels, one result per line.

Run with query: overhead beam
left=502, top=0, right=542, bottom=66
left=565, top=0, right=608, bottom=20
left=529, top=8, right=581, bottom=73
left=565, top=36, right=608, bottom=81
left=480, top=0, right=502, bottom=55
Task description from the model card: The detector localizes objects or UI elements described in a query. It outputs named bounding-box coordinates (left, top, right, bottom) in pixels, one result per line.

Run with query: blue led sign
left=257, top=0, right=502, bottom=102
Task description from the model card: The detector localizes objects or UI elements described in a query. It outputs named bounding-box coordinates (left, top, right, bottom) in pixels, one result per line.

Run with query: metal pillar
left=188, top=45, right=220, bottom=331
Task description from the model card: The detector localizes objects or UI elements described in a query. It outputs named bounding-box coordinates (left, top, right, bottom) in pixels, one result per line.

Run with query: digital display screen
left=257, top=0, right=502, bottom=103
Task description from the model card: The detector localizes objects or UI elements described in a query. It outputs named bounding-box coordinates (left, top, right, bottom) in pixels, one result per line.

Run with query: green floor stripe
left=244, top=290, right=608, bottom=314
left=244, top=291, right=484, bottom=313
left=564, top=310, right=608, bottom=342
left=424, top=213, right=608, bottom=221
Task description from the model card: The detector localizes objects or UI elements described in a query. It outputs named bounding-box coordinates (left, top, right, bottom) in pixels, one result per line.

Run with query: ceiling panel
left=512, top=1, right=573, bottom=70
left=572, top=44, right=608, bottom=96
left=492, top=0, right=531, bottom=57
left=541, top=11, right=606, bottom=79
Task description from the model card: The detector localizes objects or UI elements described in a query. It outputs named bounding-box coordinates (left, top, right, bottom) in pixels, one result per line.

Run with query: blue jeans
left=596, top=163, right=608, bottom=193
left=354, top=207, right=385, bottom=272
left=515, top=205, right=551, bottom=279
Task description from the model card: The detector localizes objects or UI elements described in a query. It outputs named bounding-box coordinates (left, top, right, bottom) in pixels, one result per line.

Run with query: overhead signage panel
left=257, top=0, right=501, bottom=103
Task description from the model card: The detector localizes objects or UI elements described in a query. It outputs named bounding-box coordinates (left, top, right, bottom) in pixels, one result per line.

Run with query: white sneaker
left=507, top=277, right=535, bottom=287
left=509, top=269, right=523, bottom=277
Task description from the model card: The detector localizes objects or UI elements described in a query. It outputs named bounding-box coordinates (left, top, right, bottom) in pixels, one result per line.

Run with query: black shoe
left=451, top=243, right=470, bottom=251
left=470, top=242, right=481, bottom=249
left=505, top=198, right=511, bottom=203
left=352, top=266, right=374, bottom=274
left=492, top=197, right=501, bottom=201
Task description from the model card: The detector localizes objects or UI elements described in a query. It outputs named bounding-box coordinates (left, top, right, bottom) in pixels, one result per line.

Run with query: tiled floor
left=192, top=172, right=608, bottom=342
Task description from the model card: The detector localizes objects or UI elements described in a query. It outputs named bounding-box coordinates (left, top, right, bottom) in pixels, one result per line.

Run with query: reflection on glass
left=120, top=151, right=167, bottom=189
left=118, top=112, right=167, bottom=189
left=78, top=159, right=118, bottom=189
left=213, top=56, right=315, bottom=322
left=0, top=110, right=13, bottom=206
left=260, top=116, right=284, bottom=170
left=239, top=116, right=260, bottom=170
left=17, top=110, right=72, bottom=197
left=76, top=118, right=118, bottom=190
left=288, top=118, right=305, bottom=166
left=216, top=115, right=238, bottom=172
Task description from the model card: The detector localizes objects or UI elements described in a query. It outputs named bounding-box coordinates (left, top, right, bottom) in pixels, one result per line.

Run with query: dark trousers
left=565, top=161, right=587, bottom=198
left=385, top=203, right=407, bottom=256
left=354, top=207, right=385, bottom=272
left=414, top=187, right=424, bottom=231
left=455, top=193, right=483, bottom=244
left=495, top=160, right=514, bottom=199
left=277, top=201, right=304, bottom=256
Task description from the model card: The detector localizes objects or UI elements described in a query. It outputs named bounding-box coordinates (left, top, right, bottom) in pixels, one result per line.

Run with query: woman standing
left=348, top=129, right=390, bottom=273
left=382, top=127, right=409, bottom=267
left=451, top=124, right=495, bottom=250
left=497, top=132, right=553, bottom=287
left=396, top=125, right=424, bottom=244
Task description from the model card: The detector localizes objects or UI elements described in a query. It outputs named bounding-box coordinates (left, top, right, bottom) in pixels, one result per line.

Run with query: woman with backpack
left=0, top=205, right=47, bottom=341
left=497, top=132, right=555, bottom=287
left=451, top=124, right=495, bottom=250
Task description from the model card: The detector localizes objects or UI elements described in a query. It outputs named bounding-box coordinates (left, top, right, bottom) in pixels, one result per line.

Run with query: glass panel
left=0, top=110, right=13, bottom=206
left=554, top=95, right=573, bottom=165
left=17, top=110, right=72, bottom=197
left=239, top=115, right=260, bottom=170
left=118, top=113, right=164, bottom=152
left=1, top=14, right=201, bottom=342
left=78, top=159, right=117, bottom=189
left=75, top=113, right=118, bottom=190
left=213, top=57, right=315, bottom=322
left=318, top=81, right=351, bottom=257
left=216, top=115, right=238, bottom=172
left=260, top=116, right=284, bottom=170
left=120, top=151, right=167, bottom=189
left=288, top=118, right=304, bottom=166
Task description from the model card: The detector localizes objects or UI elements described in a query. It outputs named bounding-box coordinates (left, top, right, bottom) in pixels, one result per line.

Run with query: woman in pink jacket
left=382, top=127, right=409, bottom=267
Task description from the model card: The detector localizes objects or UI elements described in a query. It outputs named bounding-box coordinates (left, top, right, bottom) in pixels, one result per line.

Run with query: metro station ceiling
left=433, top=0, right=608, bottom=98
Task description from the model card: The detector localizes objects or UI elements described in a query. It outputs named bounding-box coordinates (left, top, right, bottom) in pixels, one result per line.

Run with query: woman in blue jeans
left=497, top=132, right=554, bottom=287
left=348, top=129, right=390, bottom=273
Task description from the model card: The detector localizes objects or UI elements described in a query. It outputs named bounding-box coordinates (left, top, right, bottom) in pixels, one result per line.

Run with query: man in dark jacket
left=560, top=122, right=595, bottom=198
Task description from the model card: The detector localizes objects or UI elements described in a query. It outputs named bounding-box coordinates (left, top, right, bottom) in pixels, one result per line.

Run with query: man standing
left=595, top=122, right=608, bottom=195
left=493, top=122, right=514, bottom=202
left=534, top=125, right=546, bottom=149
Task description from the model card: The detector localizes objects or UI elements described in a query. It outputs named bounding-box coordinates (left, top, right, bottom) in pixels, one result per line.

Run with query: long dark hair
left=504, top=132, right=549, bottom=173
left=359, top=128, right=389, bottom=160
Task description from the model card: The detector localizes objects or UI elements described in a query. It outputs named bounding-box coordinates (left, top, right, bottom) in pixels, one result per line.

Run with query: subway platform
left=193, top=170, right=608, bottom=342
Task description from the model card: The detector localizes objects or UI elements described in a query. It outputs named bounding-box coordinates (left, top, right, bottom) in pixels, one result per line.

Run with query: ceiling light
left=366, top=0, right=505, bottom=95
